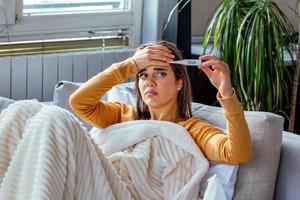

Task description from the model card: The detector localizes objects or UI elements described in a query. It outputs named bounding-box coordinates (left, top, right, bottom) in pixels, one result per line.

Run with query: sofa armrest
left=274, top=131, right=300, bottom=200
left=192, top=103, right=283, bottom=200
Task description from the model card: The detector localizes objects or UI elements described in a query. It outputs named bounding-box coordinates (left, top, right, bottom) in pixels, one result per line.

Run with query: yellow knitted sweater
left=70, top=58, right=252, bottom=164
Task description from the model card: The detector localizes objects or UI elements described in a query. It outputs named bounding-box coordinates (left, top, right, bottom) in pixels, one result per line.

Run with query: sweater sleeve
left=183, top=91, right=252, bottom=164
left=69, top=58, right=138, bottom=128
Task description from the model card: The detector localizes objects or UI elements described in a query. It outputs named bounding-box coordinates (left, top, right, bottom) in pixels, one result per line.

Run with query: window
left=0, top=0, right=142, bottom=54
left=23, top=0, right=127, bottom=16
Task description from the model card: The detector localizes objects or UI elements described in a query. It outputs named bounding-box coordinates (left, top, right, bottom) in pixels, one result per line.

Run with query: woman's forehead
left=140, top=66, right=173, bottom=73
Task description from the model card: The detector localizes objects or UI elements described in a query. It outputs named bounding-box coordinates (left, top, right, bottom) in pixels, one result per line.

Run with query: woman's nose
left=146, top=75, right=156, bottom=87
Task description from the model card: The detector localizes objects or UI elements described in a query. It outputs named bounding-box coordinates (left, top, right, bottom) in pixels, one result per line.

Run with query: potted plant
left=202, top=0, right=296, bottom=124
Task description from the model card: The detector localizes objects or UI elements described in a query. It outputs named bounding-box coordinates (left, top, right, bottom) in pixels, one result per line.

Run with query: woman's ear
left=177, top=79, right=183, bottom=90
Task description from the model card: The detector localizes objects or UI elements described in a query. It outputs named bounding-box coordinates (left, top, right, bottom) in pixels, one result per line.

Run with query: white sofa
left=1, top=81, right=299, bottom=200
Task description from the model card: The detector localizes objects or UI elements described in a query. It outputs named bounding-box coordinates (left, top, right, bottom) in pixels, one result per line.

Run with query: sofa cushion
left=234, top=112, right=283, bottom=200
left=192, top=103, right=283, bottom=200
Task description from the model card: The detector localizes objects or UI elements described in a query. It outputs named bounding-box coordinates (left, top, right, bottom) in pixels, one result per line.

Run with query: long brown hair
left=135, top=40, right=193, bottom=120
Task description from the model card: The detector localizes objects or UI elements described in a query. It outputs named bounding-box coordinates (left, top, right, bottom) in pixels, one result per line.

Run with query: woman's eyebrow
left=138, top=68, right=167, bottom=74
left=138, top=69, right=146, bottom=74
left=153, top=68, right=167, bottom=71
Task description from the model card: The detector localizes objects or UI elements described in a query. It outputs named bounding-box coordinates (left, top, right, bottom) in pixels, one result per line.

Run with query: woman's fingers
left=201, top=60, right=230, bottom=73
left=198, top=54, right=231, bottom=84
left=198, top=55, right=230, bottom=75
left=199, top=65, right=214, bottom=78
left=146, top=46, right=174, bottom=61
left=146, top=50, right=174, bottom=61
left=199, top=54, right=219, bottom=61
left=144, top=49, right=174, bottom=67
left=147, top=45, right=172, bottom=54
left=133, top=45, right=174, bottom=71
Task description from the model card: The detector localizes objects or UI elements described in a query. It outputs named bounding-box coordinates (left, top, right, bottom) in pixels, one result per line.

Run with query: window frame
left=0, top=0, right=142, bottom=48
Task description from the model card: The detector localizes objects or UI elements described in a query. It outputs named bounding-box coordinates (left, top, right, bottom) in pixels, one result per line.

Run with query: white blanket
left=0, top=101, right=226, bottom=200
left=91, top=120, right=226, bottom=200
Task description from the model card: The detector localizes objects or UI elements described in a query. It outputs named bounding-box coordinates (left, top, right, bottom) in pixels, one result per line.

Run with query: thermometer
left=168, top=59, right=202, bottom=66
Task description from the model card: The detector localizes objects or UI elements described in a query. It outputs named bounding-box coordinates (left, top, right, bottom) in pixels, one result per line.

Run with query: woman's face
left=138, top=65, right=182, bottom=110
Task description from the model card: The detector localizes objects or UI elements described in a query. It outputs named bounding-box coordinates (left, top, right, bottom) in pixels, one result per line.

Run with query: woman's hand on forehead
left=132, top=45, right=175, bottom=72
left=150, top=44, right=172, bottom=53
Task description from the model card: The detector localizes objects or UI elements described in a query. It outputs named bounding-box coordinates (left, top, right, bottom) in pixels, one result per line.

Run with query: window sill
left=0, top=36, right=129, bottom=57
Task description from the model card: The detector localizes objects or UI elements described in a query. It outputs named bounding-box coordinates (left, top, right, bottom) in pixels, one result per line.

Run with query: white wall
left=192, top=0, right=299, bottom=36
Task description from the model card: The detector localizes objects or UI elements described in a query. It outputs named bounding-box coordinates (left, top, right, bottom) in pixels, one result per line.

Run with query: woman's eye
left=138, top=73, right=148, bottom=80
left=156, top=72, right=167, bottom=78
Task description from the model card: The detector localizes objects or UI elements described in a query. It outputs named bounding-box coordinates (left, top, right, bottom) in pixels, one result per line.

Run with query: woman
left=0, top=41, right=251, bottom=199
left=70, top=40, right=252, bottom=164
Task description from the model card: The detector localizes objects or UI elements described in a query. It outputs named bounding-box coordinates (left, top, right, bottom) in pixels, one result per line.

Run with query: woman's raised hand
left=132, top=45, right=174, bottom=71
left=198, top=55, right=233, bottom=98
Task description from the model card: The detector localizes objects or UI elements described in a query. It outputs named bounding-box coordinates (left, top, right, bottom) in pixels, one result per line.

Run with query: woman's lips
left=145, top=89, right=158, bottom=97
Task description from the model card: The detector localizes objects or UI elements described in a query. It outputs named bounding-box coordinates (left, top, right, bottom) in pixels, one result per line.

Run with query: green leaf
left=203, top=0, right=295, bottom=112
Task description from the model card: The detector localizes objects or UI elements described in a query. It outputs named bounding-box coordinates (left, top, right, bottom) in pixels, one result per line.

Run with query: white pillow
left=107, top=81, right=136, bottom=104
left=203, top=174, right=227, bottom=200
left=200, top=163, right=238, bottom=199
